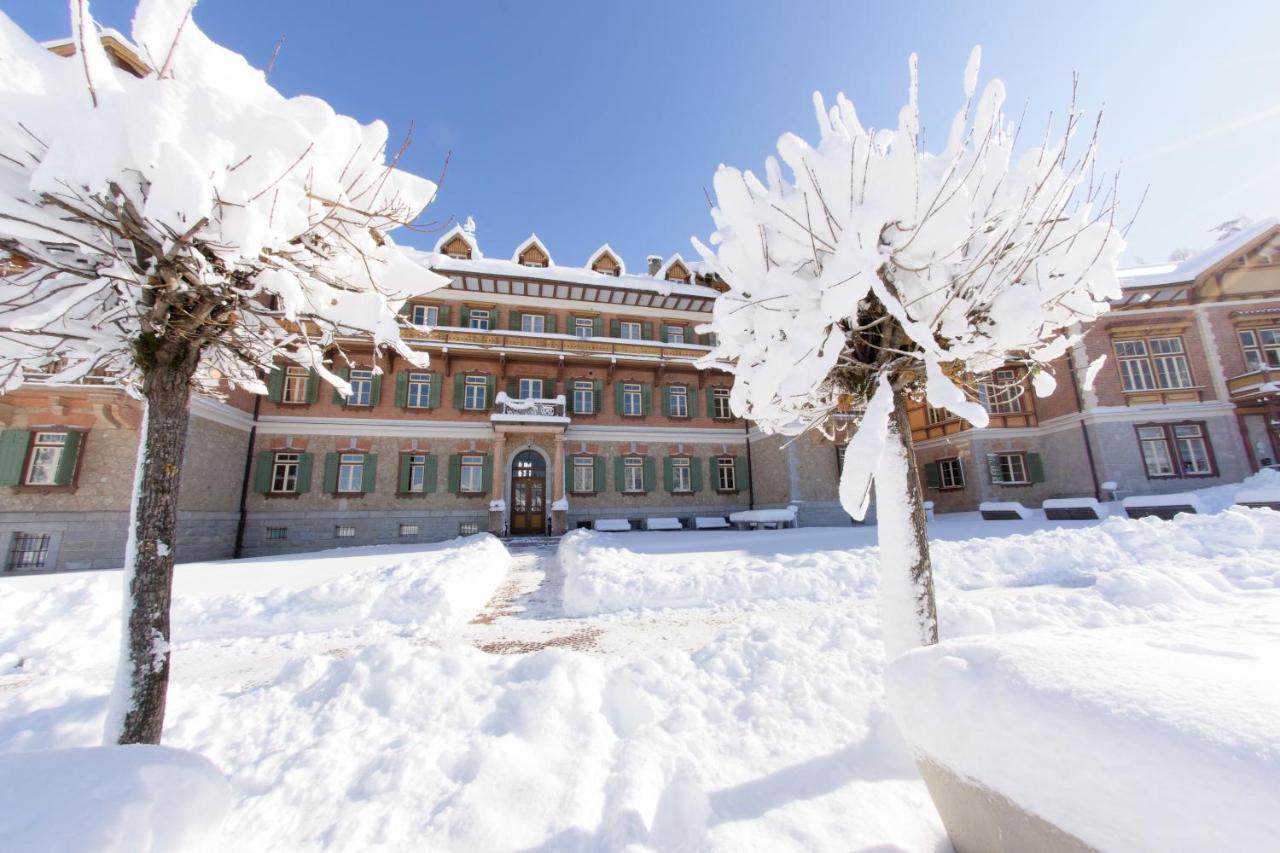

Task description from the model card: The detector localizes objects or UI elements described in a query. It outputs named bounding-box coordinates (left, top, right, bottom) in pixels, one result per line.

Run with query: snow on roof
left=655, top=253, right=692, bottom=281
left=511, top=233, right=554, bottom=266
left=1118, top=218, right=1279, bottom=289
left=432, top=223, right=482, bottom=258
left=585, top=244, right=625, bottom=275
left=40, top=26, right=136, bottom=53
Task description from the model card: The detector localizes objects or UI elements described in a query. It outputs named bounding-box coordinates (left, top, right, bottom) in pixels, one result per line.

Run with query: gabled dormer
left=513, top=234, right=553, bottom=269
left=433, top=223, right=481, bottom=260
left=656, top=254, right=692, bottom=284
left=586, top=244, right=624, bottom=277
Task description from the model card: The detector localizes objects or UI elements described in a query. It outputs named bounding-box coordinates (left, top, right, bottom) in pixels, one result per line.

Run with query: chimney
left=647, top=255, right=663, bottom=276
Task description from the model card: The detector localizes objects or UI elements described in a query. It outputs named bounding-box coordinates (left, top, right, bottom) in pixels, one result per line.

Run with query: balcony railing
left=491, top=393, right=568, bottom=423
left=1227, top=368, right=1280, bottom=400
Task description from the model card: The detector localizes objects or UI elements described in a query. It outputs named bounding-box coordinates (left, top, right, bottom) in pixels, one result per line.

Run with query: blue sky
left=6, top=1, right=1279, bottom=268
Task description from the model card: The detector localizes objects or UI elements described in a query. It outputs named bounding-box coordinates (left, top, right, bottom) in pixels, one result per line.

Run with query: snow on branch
left=0, top=1, right=448, bottom=395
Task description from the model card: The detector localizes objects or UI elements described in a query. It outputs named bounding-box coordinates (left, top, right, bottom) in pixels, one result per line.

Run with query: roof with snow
left=432, top=223, right=482, bottom=259
left=586, top=244, right=625, bottom=276
left=511, top=234, right=554, bottom=267
left=1117, top=218, right=1279, bottom=289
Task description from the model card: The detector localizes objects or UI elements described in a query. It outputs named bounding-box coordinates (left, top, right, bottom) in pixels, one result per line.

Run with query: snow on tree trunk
left=103, top=342, right=199, bottom=745
left=874, top=386, right=939, bottom=658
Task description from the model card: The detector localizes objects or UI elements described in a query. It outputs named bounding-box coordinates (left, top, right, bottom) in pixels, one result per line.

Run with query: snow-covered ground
left=2, top=474, right=1278, bottom=851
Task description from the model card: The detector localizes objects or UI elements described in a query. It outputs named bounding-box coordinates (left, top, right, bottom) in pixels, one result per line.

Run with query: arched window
left=512, top=449, right=545, bottom=479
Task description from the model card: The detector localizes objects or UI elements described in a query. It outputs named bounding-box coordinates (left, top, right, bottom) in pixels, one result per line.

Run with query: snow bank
left=0, top=745, right=231, bottom=853
left=886, top=626, right=1280, bottom=852
left=728, top=505, right=797, bottom=524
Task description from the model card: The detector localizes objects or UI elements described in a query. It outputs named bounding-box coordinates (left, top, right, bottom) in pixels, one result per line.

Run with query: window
left=399, top=524, right=419, bottom=537
left=25, top=432, right=67, bottom=486
left=347, top=369, right=374, bottom=406
left=573, top=380, right=595, bottom=414
left=335, top=525, right=356, bottom=539
left=271, top=452, right=300, bottom=493
left=1238, top=328, right=1280, bottom=371
left=7, top=533, right=51, bottom=570
left=622, top=457, right=645, bottom=493
left=337, top=453, right=364, bottom=493
left=669, top=385, right=688, bottom=417
left=938, top=457, right=964, bottom=489
left=520, top=314, right=546, bottom=334
left=460, top=454, right=484, bottom=493
left=468, top=308, right=490, bottom=330
left=672, top=458, right=692, bottom=492
left=622, top=383, right=643, bottom=417
left=717, top=457, right=737, bottom=492
left=1137, top=422, right=1215, bottom=478
left=979, top=369, right=1022, bottom=414
left=575, top=317, right=594, bottom=338
left=712, top=388, right=732, bottom=420
left=926, top=406, right=951, bottom=425
left=459, top=522, right=480, bottom=536
left=991, top=453, right=1028, bottom=485
left=619, top=321, right=642, bottom=340
left=572, top=456, right=594, bottom=493
left=1114, top=337, right=1193, bottom=391
left=518, top=378, right=543, bottom=400
left=407, top=372, right=432, bottom=408
left=265, top=526, right=288, bottom=540
left=666, top=326, right=685, bottom=344
left=282, top=366, right=309, bottom=403
left=411, top=305, right=438, bottom=326
left=463, top=376, right=487, bottom=410
left=406, top=454, right=428, bottom=493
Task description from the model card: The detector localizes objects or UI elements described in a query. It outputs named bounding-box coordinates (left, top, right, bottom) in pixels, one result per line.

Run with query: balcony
left=490, top=393, right=569, bottom=428
left=1227, top=368, right=1280, bottom=402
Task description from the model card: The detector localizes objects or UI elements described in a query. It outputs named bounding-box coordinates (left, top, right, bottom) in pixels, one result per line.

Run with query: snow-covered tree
left=695, top=48, right=1124, bottom=657
left=0, top=2, right=447, bottom=744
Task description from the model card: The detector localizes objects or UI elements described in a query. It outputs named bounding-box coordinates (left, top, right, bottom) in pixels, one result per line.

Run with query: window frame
left=520, top=313, right=547, bottom=334
left=571, top=456, right=595, bottom=494
left=671, top=457, right=692, bottom=493
left=24, top=432, right=67, bottom=486
left=1238, top=327, right=1280, bottom=372
left=405, top=453, right=428, bottom=493
left=406, top=372, right=433, bottom=409
left=980, top=369, right=1023, bottom=415
left=1113, top=335, right=1194, bottom=392
left=716, top=457, right=737, bottom=492
left=619, top=321, right=642, bottom=341
left=463, top=375, right=488, bottom=410
left=336, top=452, right=365, bottom=494
left=410, top=304, right=439, bottom=327
left=281, top=365, right=310, bottom=404
left=1134, top=421, right=1217, bottom=479
left=347, top=369, right=374, bottom=407
left=6, top=532, right=52, bottom=570
left=669, top=385, right=689, bottom=418
left=622, top=382, right=643, bottom=417
left=937, top=457, right=965, bottom=490
left=467, top=308, right=491, bottom=331
left=666, top=326, right=685, bottom=344
left=270, top=451, right=300, bottom=494
left=574, top=317, right=594, bottom=338
left=622, top=457, right=645, bottom=493
left=992, top=452, right=1029, bottom=485
left=459, top=454, right=485, bottom=493
left=572, top=380, right=595, bottom=415
left=518, top=377, right=544, bottom=400
left=711, top=388, right=732, bottom=420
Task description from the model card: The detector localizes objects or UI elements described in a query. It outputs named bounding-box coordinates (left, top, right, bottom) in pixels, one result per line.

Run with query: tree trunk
left=103, top=347, right=198, bottom=745
left=873, top=384, right=940, bottom=659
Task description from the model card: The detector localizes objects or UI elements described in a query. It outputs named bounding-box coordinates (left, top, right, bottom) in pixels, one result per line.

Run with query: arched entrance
left=509, top=449, right=547, bottom=535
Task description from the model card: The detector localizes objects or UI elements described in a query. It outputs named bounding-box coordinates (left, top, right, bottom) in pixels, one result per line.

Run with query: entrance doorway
left=510, top=449, right=546, bottom=535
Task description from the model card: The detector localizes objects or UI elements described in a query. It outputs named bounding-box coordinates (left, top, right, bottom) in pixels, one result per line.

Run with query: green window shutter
left=304, top=369, right=320, bottom=403
left=491, top=308, right=501, bottom=329
left=395, top=371, right=409, bottom=407
left=323, top=452, right=340, bottom=494
left=609, top=319, right=621, bottom=338
left=642, top=456, right=655, bottom=492
left=437, top=305, right=450, bottom=326
left=399, top=453, right=413, bottom=492
left=614, top=456, right=625, bottom=493
left=362, top=453, right=378, bottom=492
left=593, top=316, right=604, bottom=337
left=568, top=314, right=580, bottom=333
left=546, top=314, right=558, bottom=334
left=564, top=455, right=573, bottom=493
left=733, top=456, right=749, bottom=492
left=481, top=454, right=494, bottom=492
left=370, top=374, right=383, bottom=407
left=663, top=456, right=674, bottom=493
left=429, top=372, right=443, bottom=408
left=266, top=368, right=284, bottom=402
left=592, top=379, right=603, bottom=413
left=594, top=457, right=605, bottom=492
left=253, top=450, right=274, bottom=494
left=0, top=430, right=30, bottom=485
left=423, top=454, right=438, bottom=493
left=641, top=384, right=653, bottom=416
left=506, top=378, right=519, bottom=400
left=296, top=453, right=313, bottom=492
left=705, top=386, right=716, bottom=416
left=332, top=367, right=350, bottom=405
left=453, top=373, right=466, bottom=410
left=615, top=382, right=625, bottom=415
left=398, top=301, right=412, bottom=318
left=687, top=388, right=699, bottom=419
left=661, top=385, right=672, bottom=417
left=641, top=322, right=653, bottom=340
left=53, top=431, right=82, bottom=486
left=460, top=306, right=471, bottom=326
left=484, top=375, right=496, bottom=408
left=690, top=458, right=703, bottom=492
left=924, top=462, right=941, bottom=489
left=509, top=311, right=522, bottom=331
left=448, top=454, right=461, bottom=493
left=1027, top=453, right=1046, bottom=483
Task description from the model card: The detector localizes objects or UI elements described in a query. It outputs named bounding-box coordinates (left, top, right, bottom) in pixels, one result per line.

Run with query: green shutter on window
left=398, top=301, right=412, bottom=318
left=323, top=452, right=339, bottom=493
left=429, top=372, right=442, bottom=408
left=592, top=379, right=602, bottom=413
left=481, top=454, right=494, bottom=492
left=615, top=382, right=625, bottom=415
left=332, top=368, right=350, bottom=404
left=642, top=456, right=655, bottom=492
left=460, top=305, right=471, bottom=327
left=506, top=378, right=519, bottom=400
left=395, top=371, right=409, bottom=408
left=484, top=375, right=496, bottom=409
left=448, top=454, right=461, bottom=493
left=491, top=308, right=501, bottom=329
left=593, top=316, right=604, bottom=337
left=614, top=456, right=625, bottom=493
left=296, top=453, right=313, bottom=492
left=924, top=462, right=941, bottom=489
left=363, top=453, right=378, bottom=493
left=509, top=311, right=522, bottom=331
left=594, top=457, right=605, bottom=492
left=254, top=450, right=274, bottom=494
left=609, top=319, right=621, bottom=338
left=453, top=373, right=466, bottom=410
left=52, top=431, right=82, bottom=486
left=399, top=453, right=414, bottom=492
left=266, top=368, right=284, bottom=402
left=705, top=386, right=716, bottom=417
left=564, top=455, right=573, bottom=494
left=423, top=454, right=438, bottom=493
left=733, top=456, right=749, bottom=492
left=663, top=456, right=674, bottom=492
left=641, top=322, right=653, bottom=340
left=369, top=374, right=382, bottom=407
left=546, top=314, right=558, bottom=334
left=690, top=458, right=703, bottom=492
left=0, top=430, right=30, bottom=486
left=1027, top=453, right=1045, bottom=483
left=304, top=369, right=319, bottom=403
left=687, top=387, right=699, bottom=419
left=437, top=305, right=451, bottom=326
left=661, top=385, right=672, bottom=417
left=641, top=384, right=653, bottom=416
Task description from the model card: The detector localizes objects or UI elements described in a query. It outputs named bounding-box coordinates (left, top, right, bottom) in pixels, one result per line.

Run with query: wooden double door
left=510, top=450, right=546, bottom=535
